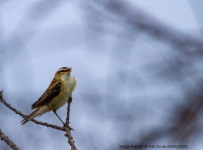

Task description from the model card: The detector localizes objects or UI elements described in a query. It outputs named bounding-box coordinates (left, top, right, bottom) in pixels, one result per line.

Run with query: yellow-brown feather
left=46, top=77, right=76, bottom=111
left=21, top=67, right=76, bottom=124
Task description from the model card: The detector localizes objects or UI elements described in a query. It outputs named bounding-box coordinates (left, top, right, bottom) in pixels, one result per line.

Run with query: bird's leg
left=53, top=110, right=73, bottom=130
left=53, top=110, right=65, bottom=125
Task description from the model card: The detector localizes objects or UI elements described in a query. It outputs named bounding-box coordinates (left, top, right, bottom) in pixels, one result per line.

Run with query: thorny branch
left=0, top=128, right=20, bottom=150
left=0, top=90, right=77, bottom=149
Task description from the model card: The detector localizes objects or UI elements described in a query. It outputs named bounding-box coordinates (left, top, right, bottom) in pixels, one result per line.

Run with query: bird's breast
left=48, top=77, right=76, bottom=111
left=65, top=77, right=77, bottom=93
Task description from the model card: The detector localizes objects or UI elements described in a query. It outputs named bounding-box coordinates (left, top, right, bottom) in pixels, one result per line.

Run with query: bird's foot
left=63, top=123, right=74, bottom=131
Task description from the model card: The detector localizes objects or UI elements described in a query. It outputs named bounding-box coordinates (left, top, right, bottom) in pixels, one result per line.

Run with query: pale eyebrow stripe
left=58, top=67, right=69, bottom=72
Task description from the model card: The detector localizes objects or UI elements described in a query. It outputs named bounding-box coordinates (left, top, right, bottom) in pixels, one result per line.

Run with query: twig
left=0, top=90, right=65, bottom=131
left=66, top=96, right=71, bottom=123
left=0, top=128, right=20, bottom=150
left=64, top=95, right=77, bottom=150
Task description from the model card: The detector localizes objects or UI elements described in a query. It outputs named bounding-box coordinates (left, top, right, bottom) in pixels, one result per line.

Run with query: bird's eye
left=61, top=70, right=64, bottom=72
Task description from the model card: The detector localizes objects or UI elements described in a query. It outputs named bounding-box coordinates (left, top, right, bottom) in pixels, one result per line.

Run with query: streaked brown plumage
left=21, top=67, right=76, bottom=124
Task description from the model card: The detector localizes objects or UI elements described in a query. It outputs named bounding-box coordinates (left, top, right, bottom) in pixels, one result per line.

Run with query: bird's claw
left=63, top=123, right=74, bottom=131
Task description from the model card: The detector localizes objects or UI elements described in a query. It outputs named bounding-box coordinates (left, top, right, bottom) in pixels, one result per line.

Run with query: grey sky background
left=0, top=0, right=203, bottom=150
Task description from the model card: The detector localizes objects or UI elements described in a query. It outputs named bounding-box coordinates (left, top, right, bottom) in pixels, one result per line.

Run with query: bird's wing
left=31, top=79, right=61, bottom=109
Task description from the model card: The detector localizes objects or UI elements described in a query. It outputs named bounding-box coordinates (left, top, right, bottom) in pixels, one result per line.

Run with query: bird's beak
left=66, top=68, right=72, bottom=72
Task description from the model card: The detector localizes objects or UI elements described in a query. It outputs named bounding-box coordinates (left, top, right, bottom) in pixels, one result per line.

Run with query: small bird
left=21, top=67, right=76, bottom=125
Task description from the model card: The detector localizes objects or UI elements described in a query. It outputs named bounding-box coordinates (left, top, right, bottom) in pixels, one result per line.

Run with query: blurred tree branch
left=90, top=0, right=203, bottom=56
left=112, top=0, right=203, bottom=53
left=0, top=90, right=77, bottom=150
left=83, top=0, right=203, bottom=147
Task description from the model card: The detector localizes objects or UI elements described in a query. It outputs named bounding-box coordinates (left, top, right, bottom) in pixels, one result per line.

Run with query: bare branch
left=0, top=91, right=77, bottom=149
left=0, top=90, right=65, bottom=131
left=0, top=128, right=20, bottom=150
left=64, top=95, right=77, bottom=150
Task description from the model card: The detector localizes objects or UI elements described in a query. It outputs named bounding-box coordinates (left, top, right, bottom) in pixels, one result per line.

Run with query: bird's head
left=55, top=67, right=72, bottom=80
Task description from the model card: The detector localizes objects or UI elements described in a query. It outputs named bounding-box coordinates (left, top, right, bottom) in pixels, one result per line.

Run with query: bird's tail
left=21, top=107, right=48, bottom=125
